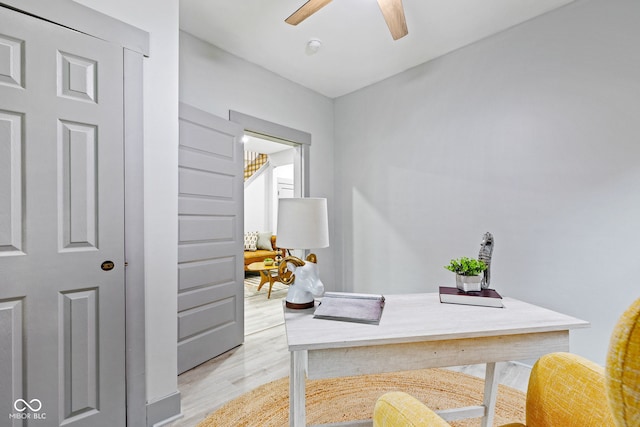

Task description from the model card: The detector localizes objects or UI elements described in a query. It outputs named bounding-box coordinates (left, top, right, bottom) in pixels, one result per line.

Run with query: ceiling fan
left=285, top=0, right=408, bottom=40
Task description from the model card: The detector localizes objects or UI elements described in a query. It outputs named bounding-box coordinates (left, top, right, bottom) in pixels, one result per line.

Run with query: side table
left=247, top=261, right=281, bottom=298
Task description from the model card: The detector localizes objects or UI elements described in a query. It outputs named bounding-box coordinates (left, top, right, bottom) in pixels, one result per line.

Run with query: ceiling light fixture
left=306, top=38, right=322, bottom=55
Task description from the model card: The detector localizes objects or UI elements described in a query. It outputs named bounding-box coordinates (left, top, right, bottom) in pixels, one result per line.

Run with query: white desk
left=283, top=293, right=589, bottom=427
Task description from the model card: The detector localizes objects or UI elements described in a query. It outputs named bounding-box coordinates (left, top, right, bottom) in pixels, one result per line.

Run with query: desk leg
left=481, top=362, right=501, bottom=427
left=290, top=350, right=306, bottom=427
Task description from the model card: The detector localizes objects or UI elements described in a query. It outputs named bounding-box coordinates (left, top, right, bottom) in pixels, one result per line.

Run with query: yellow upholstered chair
left=373, top=298, right=640, bottom=427
left=606, top=297, right=640, bottom=426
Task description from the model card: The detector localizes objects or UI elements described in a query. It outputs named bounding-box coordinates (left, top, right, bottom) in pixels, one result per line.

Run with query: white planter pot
left=456, top=274, right=482, bottom=292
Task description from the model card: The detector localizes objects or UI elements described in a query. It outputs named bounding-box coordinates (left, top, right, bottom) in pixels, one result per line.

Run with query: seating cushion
left=526, top=352, right=614, bottom=427
left=373, top=392, right=450, bottom=427
left=244, top=231, right=258, bottom=251
left=606, top=298, right=640, bottom=426
left=256, top=232, right=273, bottom=250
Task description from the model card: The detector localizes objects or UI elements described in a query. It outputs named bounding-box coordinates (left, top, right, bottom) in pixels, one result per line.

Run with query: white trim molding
left=0, top=0, right=149, bottom=55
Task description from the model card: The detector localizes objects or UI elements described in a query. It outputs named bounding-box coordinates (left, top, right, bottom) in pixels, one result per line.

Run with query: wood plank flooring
left=170, top=276, right=532, bottom=426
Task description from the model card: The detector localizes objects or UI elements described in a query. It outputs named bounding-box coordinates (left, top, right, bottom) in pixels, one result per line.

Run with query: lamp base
left=285, top=300, right=315, bottom=309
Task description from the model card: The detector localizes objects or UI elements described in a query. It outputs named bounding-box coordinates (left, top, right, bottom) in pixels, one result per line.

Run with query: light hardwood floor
left=170, top=277, right=532, bottom=426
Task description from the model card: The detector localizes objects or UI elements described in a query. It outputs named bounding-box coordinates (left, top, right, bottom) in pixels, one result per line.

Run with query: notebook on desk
left=313, top=292, right=385, bottom=325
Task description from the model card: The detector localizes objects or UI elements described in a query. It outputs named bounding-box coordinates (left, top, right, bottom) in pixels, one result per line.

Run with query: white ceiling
left=243, top=135, right=293, bottom=154
left=180, top=0, right=575, bottom=98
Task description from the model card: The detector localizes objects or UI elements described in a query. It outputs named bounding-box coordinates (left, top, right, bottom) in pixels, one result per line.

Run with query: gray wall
left=73, top=0, right=180, bottom=406
left=334, top=0, right=640, bottom=364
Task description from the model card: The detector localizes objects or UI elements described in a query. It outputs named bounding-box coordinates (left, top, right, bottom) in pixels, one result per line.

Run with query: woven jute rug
left=198, top=368, right=525, bottom=426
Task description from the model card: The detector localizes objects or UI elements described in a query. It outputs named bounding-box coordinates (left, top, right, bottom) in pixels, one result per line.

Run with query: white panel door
left=178, top=103, right=244, bottom=374
left=0, top=7, right=126, bottom=426
left=278, top=178, right=295, bottom=199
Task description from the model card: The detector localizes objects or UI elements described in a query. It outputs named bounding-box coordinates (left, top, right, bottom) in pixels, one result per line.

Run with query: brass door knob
left=101, top=261, right=115, bottom=271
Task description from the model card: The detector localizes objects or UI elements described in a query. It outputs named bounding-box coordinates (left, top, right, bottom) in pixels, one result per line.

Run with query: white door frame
left=229, top=110, right=311, bottom=199
left=0, top=2, right=150, bottom=426
left=230, top=111, right=312, bottom=265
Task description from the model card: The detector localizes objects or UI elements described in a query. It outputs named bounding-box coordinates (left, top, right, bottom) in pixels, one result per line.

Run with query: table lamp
left=276, top=198, right=329, bottom=309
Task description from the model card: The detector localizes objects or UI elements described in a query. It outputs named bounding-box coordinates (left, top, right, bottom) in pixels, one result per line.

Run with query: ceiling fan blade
left=377, top=0, right=408, bottom=40
left=285, top=0, right=333, bottom=26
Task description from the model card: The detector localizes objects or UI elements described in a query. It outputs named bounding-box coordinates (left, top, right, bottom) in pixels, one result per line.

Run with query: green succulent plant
left=444, top=257, right=487, bottom=276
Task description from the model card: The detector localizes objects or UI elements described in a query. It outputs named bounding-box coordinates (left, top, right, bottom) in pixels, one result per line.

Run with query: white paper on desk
left=313, top=292, right=385, bottom=325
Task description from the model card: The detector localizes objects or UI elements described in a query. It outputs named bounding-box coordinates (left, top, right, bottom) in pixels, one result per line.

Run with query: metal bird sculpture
left=478, top=232, right=494, bottom=289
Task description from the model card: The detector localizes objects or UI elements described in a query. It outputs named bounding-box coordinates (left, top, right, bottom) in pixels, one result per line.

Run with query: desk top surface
left=283, top=293, right=589, bottom=351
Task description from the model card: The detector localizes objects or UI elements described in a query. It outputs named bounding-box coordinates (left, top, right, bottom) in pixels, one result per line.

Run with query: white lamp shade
left=277, top=198, right=329, bottom=250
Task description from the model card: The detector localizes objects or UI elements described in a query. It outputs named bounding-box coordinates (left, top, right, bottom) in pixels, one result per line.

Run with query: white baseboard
left=147, top=391, right=181, bottom=427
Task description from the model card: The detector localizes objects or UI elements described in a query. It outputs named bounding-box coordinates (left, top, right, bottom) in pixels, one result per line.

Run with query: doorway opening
left=230, top=111, right=312, bottom=338
left=243, top=134, right=300, bottom=335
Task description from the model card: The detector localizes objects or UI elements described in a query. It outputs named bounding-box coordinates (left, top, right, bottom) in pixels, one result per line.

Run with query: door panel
left=0, top=6, right=125, bottom=426
left=0, top=33, right=23, bottom=88
left=59, top=120, right=98, bottom=250
left=0, top=299, right=23, bottom=424
left=178, top=103, right=244, bottom=374
left=180, top=167, right=235, bottom=198
left=0, top=110, right=23, bottom=254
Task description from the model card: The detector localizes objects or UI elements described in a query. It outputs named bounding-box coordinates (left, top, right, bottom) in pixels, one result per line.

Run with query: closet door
left=0, top=6, right=126, bottom=425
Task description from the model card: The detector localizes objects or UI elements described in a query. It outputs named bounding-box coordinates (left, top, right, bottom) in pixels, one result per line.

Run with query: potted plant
left=263, top=257, right=274, bottom=266
left=444, top=257, right=487, bottom=292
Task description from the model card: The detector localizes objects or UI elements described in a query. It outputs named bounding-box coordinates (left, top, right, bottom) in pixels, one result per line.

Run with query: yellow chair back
left=606, top=298, right=640, bottom=426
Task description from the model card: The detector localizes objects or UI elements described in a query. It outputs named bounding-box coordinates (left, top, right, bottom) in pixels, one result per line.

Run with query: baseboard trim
left=147, top=391, right=182, bottom=427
